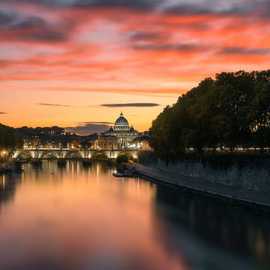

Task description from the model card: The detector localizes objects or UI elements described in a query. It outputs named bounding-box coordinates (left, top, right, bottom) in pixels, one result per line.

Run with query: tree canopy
left=0, top=124, right=17, bottom=149
left=150, top=70, right=270, bottom=162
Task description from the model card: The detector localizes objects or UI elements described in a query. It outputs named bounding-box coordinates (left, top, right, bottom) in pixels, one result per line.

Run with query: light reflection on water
left=0, top=161, right=269, bottom=270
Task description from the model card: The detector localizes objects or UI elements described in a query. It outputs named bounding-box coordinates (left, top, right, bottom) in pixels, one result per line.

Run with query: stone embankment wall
left=130, top=161, right=270, bottom=207
left=147, top=160, right=270, bottom=192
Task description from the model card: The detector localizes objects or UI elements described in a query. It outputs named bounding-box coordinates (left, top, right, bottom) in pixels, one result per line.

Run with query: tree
left=150, top=70, right=270, bottom=162
left=116, top=154, right=129, bottom=164
left=0, top=124, right=17, bottom=149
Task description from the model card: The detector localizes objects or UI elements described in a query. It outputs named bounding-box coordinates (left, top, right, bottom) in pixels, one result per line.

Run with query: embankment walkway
left=129, top=163, right=270, bottom=209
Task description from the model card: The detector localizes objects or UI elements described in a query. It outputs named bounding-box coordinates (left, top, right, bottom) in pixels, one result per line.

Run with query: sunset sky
left=1, top=0, right=270, bottom=132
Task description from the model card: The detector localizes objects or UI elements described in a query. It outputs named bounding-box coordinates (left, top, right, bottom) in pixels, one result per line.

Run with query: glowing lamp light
left=1, top=150, right=8, bottom=157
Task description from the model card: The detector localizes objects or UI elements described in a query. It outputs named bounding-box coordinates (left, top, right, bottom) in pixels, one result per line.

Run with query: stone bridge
left=12, top=148, right=138, bottom=160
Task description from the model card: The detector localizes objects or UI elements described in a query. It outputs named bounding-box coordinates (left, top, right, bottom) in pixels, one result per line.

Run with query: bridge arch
left=14, top=150, right=34, bottom=161
left=41, top=151, right=59, bottom=160
left=64, top=150, right=83, bottom=159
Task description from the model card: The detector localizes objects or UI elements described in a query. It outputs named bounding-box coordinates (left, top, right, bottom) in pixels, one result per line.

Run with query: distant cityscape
left=21, top=112, right=151, bottom=151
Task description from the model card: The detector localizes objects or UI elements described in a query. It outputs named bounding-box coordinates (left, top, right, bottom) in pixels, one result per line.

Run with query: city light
left=0, top=150, right=8, bottom=157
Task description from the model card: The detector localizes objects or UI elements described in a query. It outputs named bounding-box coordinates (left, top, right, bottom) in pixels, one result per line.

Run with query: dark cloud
left=155, top=0, right=268, bottom=16
left=176, top=22, right=210, bottom=31
left=15, top=0, right=156, bottom=10
left=12, top=16, right=45, bottom=29
left=9, top=0, right=270, bottom=18
left=66, top=122, right=111, bottom=135
left=25, top=30, right=67, bottom=42
left=158, top=4, right=234, bottom=15
left=0, top=10, right=69, bottom=43
left=38, top=103, right=71, bottom=107
left=74, top=0, right=155, bottom=10
left=221, top=47, right=270, bottom=56
left=133, top=43, right=201, bottom=52
left=0, top=11, right=15, bottom=26
left=12, top=16, right=67, bottom=42
left=129, top=31, right=162, bottom=42
left=101, top=103, right=159, bottom=107
left=0, top=112, right=7, bottom=115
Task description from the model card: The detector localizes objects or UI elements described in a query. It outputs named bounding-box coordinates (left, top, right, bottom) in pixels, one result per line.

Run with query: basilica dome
left=115, top=113, right=129, bottom=127
left=114, top=113, right=129, bottom=130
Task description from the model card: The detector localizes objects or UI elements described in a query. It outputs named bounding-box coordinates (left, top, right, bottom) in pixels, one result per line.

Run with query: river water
left=0, top=161, right=269, bottom=270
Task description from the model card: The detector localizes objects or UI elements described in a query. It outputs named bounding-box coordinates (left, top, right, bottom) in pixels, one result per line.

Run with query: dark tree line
left=0, top=124, right=17, bottom=149
left=150, top=70, right=270, bottom=162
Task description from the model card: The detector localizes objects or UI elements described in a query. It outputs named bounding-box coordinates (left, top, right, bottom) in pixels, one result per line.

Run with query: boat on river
left=113, top=171, right=135, bottom=178
left=113, top=165, right=136, bottom=178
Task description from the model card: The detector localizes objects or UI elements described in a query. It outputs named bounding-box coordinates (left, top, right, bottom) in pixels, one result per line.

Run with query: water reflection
left=0, top=161, right=186, bottom=270
left=154, top=186, right=270, bottom=268
left=0, top=173, right=21, bottom=208
left=0, top=161, right=269, bottom=270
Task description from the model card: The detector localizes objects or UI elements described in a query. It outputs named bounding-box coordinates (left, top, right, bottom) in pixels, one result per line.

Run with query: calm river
left=0, top=161, right=270, bottom=270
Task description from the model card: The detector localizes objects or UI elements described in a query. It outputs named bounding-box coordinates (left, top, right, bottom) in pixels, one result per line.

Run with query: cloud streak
left=66, top=122, right=111, bottom=135
left=101, top=103, right=160, bottom=107
left=38, top=103, right=71, bottom=107
left=220, top=47, right=270, bottom=56
left=133, top=43, right=202, bottom=52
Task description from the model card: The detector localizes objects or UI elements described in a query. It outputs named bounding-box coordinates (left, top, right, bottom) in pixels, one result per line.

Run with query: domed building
left=94, top=113, right=140, bottom=150
left=114, top=113, right=130, bottom=132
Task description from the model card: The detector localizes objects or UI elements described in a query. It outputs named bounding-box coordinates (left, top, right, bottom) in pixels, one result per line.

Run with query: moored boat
left=112, top=168, right=136, bottom=178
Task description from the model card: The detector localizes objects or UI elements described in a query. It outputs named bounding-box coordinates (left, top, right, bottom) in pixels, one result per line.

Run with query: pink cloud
left=0, top=3, right=270, bottom=94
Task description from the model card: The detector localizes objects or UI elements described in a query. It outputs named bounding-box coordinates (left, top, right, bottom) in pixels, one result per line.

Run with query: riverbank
left=128, top=163, right=270, bottom=209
